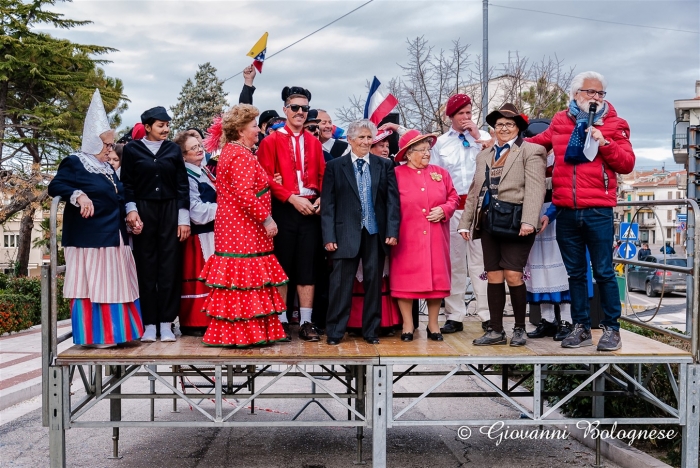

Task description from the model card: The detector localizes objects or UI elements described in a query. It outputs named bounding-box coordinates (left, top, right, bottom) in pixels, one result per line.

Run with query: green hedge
left=0, top=293, right=34, bottom=334
left=0, top=273, right=70, bottom=328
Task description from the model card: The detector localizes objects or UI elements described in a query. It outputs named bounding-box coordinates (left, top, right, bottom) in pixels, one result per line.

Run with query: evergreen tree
left=0, top=0, right=128, bottom=274
left=170, top=62, right=228, bottom=134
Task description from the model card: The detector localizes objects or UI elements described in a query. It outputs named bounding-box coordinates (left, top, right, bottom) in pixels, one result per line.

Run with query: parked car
left=627, top=255, right=687, bottom=297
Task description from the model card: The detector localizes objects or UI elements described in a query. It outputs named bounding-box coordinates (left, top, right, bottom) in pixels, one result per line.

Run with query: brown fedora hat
left=486, top=103, right=528, bottom=132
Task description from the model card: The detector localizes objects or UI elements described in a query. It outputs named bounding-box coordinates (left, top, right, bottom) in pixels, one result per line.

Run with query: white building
left=0, top=209, right=48, bottom=277
left=616, top=170, right=687, bottom=248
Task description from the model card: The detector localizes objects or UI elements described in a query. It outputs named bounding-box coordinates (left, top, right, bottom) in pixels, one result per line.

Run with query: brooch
left=430, top=172, right=442, bottom=182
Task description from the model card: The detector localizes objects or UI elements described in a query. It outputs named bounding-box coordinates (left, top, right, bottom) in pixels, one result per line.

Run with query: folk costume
left=430, top=94, right=492, bottom=329
left=256, top=86, right=326, bottom=330
left=198, top=142, right=288, bottom=347
left=120, top=107, right=190, bottom=340
left=179, top=162, right=217, bottom=335
left=48, top=89, right=143, bottom=346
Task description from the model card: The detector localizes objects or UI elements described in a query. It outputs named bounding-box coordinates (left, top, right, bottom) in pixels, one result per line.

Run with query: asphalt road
left=624, top=289, right=688, bottom=331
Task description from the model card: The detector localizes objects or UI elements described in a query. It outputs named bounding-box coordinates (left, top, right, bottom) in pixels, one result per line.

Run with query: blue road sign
left=619, top=222, right=639, bottom=241
left=619, top=242, right=637, bottom=260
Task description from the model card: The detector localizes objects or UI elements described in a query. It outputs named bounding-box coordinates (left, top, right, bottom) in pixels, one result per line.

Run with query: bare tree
left=337, top=37, right=575, bottom=133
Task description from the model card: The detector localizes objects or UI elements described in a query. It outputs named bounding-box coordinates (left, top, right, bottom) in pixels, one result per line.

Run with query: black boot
left=526, top=319, right=558, bottom=338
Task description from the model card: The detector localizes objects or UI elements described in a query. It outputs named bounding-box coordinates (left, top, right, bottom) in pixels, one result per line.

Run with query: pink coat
left=390, top=164, right=460, bottom=298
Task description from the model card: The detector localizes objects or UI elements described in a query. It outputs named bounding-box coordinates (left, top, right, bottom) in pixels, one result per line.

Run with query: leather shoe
left=426, top=326, right=444, bottom=341
left=440, top=320, right=464, bottom=334
left=526, top=319, right=557, bottom=339
left=326, top=338, right=340, bottom=345
left=299, top=322, right=320, bottom=342
left=281, top=323, right=291, bottom=342
left=401, top=332, right=414, bottom=342
left=364, top=337, right=380, bottom=345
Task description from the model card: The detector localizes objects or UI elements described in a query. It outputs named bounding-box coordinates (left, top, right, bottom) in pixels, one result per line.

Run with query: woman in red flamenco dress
left=198, top=104, right=288, bottom=347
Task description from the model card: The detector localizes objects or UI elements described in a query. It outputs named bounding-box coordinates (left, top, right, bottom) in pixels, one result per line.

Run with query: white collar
left=351, top=151, right=370, bottom=165
left=497, top=136, right=518, bottom=149
left=185, top=161, right=202, bottom=176
left=76, top=152, right=114, bottom=176
left=448, top=127, right=474, bottom=140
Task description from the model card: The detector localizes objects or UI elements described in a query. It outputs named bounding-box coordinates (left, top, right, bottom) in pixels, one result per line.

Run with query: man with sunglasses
left=430, top=94, right=492, bottom=335
left=526, top=71, right=635, bottom=351
left=257, top=86, right=326, bottom=342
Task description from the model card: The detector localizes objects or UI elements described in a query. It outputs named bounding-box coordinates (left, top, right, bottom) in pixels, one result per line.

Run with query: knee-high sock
left=540, top=303, right=556, bottom=322
left=559, top=303, right=572, bottom=323
left=510, top=283, right=528, bottom=329
left=487, top=282, right=506, bottom=333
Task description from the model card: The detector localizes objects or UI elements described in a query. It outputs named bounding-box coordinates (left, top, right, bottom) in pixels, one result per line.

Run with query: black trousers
left=326, top=229, right=384, bottom=341
left=272, top=198, right=320, bottom=286
left=131, top=199, right=182, bottom=326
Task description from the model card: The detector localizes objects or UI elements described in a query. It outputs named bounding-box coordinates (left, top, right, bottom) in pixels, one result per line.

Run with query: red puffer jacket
left=527, top=102, right=635, bottom=209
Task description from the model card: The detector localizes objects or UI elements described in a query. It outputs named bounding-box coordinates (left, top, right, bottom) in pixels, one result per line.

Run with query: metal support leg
left=148, top=364, right=156, bottom=421
left=682, top=364, right=700, bottom=467
left=49, top=366, right=67, bottom=468
left=355, top=365, right=366, bottom=465
left=372, top=365, right=387, bottom=468
left=108, top=366, right=122, bottom=459
left=592, top=364, right=606, bottom=468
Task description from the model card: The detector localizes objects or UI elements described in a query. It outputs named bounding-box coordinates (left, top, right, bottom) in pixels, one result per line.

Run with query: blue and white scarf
left=564, top=100, right=608, bottom=164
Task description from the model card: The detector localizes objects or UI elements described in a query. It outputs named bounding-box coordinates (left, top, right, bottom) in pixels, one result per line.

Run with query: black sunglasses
left=286, top=104, right=310, bottom=113
left=306, top=124, right=319, bottom=132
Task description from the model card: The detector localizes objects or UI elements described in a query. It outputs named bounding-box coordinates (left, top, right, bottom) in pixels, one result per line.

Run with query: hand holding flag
left=247, top=32, right=268, bottom=73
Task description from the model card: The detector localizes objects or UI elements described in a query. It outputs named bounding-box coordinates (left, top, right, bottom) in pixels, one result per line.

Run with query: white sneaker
left=141, top=325, right=157, bottom=342
left=160, top=322, right=176, bottom=342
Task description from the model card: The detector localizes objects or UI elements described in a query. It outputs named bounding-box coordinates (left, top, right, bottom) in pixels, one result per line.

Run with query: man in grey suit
left=321, top=119, right=400, bottom=345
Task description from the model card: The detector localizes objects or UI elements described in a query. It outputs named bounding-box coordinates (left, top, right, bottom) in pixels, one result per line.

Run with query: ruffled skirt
left=198, top=250, right=288, bottom=347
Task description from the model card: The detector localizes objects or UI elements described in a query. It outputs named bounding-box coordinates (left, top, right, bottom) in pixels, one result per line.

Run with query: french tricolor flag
left=363, top=76, right=398, bottom=125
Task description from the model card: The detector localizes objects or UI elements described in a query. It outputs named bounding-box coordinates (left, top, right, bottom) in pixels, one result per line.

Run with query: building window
left=3, top=233, right=19, bottom=248
left=667, top=210, right=673, bottom=221
left=639, top=195, right=644, bottom=201
left=668, top=191, right=673, bottom=199
left=677, top=191, right=682, bottom=199
left=667, top=228, right=672, bottom=239
left=648, top=212, right=654, bottom=220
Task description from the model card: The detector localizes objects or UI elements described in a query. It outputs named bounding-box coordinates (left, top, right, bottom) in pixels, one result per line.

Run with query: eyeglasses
left=285, top=104, right=310, bottom=113
left=579, top=89, right=607, bottom=98
left=494, top=122, right=517, bottom=130
left=306, top=125, right=319, bottom=132
left=458, top=134, right=471, bottom=148
left=103, top=142, right=116, bottom=150
left=187, top=143, right=203, bottom=152
left=409, top=148, right=431, bottom=155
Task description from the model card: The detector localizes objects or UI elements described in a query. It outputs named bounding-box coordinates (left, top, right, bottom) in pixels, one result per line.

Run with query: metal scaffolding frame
left=42, top=197, right=700, bottom=467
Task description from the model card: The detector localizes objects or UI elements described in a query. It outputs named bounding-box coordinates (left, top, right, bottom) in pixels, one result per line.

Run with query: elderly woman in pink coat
left=390, top=130, right=460, bottom=342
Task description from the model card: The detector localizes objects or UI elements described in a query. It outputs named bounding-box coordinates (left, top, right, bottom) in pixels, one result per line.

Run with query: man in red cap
left=431, top=94, right=492, bottom=334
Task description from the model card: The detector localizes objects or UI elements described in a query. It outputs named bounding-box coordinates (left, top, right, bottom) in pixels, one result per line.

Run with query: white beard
left=575, top=97, right=597, bottom=113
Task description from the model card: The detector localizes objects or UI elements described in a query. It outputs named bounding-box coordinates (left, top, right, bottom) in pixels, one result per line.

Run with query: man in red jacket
left=257, top=86, right=326, bottom=342
left=527, top=71, right=635, bottom=351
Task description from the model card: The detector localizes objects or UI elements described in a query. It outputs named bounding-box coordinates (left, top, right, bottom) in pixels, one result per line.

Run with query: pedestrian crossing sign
left=620, top=222, right=639, bottom=241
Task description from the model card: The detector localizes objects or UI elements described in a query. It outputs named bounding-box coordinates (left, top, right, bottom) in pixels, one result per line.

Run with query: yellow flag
left=247, top=32, right=268, bottom=72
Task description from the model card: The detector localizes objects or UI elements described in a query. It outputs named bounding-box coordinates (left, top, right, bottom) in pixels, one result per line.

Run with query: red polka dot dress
left=198, top=142, right=288, bottom=347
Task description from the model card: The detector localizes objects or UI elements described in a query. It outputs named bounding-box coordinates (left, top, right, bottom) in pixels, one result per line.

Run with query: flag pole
left=481, top=0, right=489, bottom=130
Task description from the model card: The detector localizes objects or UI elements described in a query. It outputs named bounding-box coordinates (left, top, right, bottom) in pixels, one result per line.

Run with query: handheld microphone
left=587, top=102, right=598, bottom=128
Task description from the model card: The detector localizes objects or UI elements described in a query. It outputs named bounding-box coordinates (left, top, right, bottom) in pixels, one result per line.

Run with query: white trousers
left=444, top=210, right=490, bottom=322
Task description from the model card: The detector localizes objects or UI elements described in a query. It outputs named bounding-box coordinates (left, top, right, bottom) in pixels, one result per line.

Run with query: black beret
left=305, top=109, right=320, bottom=124
left=281, top=86, right=311, bottom=102
left=140, top=106, right=171, bottom=124
left=187, top=127, right=205, bottom=139
left=259, top=110, right=281, bottom=126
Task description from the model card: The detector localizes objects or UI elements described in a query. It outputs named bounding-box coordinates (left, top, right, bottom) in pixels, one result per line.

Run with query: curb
left=0, top=377, right=42, bottom=412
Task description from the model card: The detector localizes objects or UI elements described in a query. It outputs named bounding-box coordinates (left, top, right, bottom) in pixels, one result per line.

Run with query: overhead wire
left=489, top=2, right=699, bottom=35
left=222, top=0, right=376, bottom=82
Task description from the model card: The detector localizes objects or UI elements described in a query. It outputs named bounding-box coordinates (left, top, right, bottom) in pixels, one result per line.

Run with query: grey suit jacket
left=321, top=153, right=400, bottom=259
left=459, top=137, right=547, bottom=232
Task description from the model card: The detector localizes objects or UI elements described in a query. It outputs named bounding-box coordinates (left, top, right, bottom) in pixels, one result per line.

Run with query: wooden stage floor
left=57, top=322, right=691, bottom=366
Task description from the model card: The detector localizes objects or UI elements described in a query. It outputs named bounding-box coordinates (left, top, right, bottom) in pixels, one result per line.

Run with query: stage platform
left=46, top=321, right=698, bottom=467
left=56, top=321, right=693, bottom=365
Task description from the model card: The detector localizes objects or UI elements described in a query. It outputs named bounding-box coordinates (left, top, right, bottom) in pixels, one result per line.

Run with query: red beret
left=445, top=94, right=472, bottom=117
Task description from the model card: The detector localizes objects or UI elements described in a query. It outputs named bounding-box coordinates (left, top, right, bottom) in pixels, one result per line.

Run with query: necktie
left=356, top=158, right=365, bottom=173
left=495, top=143, right=510, bottom=162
